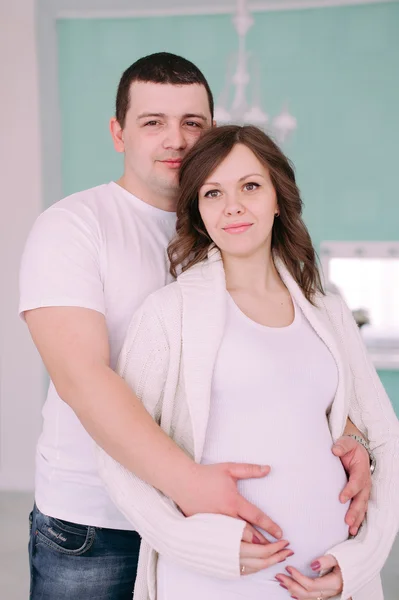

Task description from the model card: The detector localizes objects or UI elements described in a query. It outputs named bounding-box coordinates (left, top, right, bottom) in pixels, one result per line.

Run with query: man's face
left=111, top=81, right=213, bottom=208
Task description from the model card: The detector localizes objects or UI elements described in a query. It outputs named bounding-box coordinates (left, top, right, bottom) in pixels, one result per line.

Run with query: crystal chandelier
left=214, top=0, right=297, bottom=144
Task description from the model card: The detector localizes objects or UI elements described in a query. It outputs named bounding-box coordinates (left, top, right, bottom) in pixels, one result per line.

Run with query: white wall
left=0, top=0, right=44, bottom=490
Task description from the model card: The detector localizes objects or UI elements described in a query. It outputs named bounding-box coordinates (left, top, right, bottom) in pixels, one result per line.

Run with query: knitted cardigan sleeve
left=325, top=297, right=399, bottom=600
left=96, top=296, right=245, bottom=580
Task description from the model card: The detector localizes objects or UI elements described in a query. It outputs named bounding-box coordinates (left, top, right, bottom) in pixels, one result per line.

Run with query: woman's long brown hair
left=168, top=125, right=324, bottom=304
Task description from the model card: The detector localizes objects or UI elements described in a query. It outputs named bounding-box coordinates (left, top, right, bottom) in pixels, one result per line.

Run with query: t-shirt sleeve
left=19, top=205, right=106, bottom=319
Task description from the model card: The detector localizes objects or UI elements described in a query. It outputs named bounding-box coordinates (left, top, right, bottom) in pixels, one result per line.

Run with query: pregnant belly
left=157, top=450, right=349, bottom=600
left=238, top=459, right=348, bottom=581
left=202, top=437, right=349, bottom=581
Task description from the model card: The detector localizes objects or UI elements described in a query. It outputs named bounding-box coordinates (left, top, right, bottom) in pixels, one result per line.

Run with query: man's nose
left=163, top=125, right=187, bottom=150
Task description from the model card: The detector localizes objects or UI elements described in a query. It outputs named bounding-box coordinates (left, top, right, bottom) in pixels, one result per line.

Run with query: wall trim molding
left=320, top=240, right=399, bottom=259
left=55, top=0, right=398, bottom=20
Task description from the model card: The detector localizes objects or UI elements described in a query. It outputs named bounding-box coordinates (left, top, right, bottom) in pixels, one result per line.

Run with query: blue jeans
left=29, top=504, right=141, bottom=599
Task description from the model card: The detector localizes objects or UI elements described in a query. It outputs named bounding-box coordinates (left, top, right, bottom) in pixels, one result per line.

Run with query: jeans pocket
left=35, top=513, right=95, bottom=556
left=29, top=511, right=33, bottom=535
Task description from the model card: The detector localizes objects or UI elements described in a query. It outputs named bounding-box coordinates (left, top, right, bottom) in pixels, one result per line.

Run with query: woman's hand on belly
left=332, top=434, right=372, bottom=536
left=240, top=536, right=294, bottom=576
left=275, top=554, right=343, bottom=599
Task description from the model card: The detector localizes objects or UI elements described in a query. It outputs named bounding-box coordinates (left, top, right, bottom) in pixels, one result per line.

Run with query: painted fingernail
left=275, top=575, right=284, bottom=583
left=279, top=584, right=288, bottom=590
left=253, top=534, right=261, bottom=544
left=286, top=551, right=294, bottom=557
left=292, top=597, right=298, bottom=599
left=341, top=496, right=349, bottom=503
left=285, top=566, right=293, bottom=574
left=311, top=561, right=321, bottom=571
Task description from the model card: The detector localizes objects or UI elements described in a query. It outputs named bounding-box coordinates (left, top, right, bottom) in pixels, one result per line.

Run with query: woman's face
left=198, top=143, right=278, bottom=259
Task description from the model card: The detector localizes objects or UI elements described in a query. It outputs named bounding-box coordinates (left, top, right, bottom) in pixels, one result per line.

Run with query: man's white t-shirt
left=19, top=182, right=176, bottom=530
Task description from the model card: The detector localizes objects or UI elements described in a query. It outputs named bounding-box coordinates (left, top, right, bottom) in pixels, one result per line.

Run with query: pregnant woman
left=97, top=125, right=399, bottom=600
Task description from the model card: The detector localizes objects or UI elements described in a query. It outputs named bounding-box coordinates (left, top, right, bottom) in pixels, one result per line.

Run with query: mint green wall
left=379, top=371, right=399, bottom=409
left=57, top=2, right=399, bottom=250
left=57, top=2, right=399, bottom=411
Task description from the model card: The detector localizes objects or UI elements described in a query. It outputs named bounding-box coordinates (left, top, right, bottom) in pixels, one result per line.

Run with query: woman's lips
left=223, top=223, right=253, bottom=234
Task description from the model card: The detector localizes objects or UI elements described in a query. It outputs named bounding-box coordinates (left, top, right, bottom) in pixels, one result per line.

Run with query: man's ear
left=110, top=117, right=124, bottom=153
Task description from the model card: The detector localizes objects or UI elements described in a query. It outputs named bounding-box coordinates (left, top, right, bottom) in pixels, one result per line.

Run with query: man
left=20, top=53, right=372, bottom=599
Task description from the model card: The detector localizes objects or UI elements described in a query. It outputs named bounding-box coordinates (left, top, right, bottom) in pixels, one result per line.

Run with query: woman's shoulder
left=121, top=282, right=182, bottom=357
left=314, top=288, right=346, bottom=326
left=318, top=288, right=343, bottom=310
left=138, top=281, right=183, bottom=325
left=147, top=280, right=181, bottom=305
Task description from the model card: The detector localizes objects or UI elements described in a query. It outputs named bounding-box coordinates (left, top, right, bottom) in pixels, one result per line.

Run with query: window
left=321, top=242, right=399, bottom=370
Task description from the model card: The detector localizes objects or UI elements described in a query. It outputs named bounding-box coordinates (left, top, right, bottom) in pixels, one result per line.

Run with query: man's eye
left=244, top=182, right=260, bottom=191
left=204, top=190, right=220, bottom=198
left=144, top=121, right=160, bottom=126
left=186, top=122, right=201, bottom=128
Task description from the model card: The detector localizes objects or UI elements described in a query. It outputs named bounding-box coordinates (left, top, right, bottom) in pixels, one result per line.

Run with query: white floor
left=1, top=492, right=398, bottom=599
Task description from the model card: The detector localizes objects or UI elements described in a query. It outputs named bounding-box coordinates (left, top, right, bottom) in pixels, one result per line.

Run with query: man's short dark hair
left=116, top=52, right=214, bottom=128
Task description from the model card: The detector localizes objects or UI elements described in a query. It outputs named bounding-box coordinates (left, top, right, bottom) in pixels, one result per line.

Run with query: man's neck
left=116, top=176, right=177, bottom=213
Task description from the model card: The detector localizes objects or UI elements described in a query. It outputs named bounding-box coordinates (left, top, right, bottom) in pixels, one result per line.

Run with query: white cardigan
left=96, top=250, right=399, bottom=600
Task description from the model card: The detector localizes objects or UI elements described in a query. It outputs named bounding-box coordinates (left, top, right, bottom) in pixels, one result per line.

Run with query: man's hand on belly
left=175, top=462, right=284, bottom=539
left=332, top=435, right=371, bottom=536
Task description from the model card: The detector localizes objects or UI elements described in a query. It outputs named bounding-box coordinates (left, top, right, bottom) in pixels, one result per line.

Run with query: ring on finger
left=240, top=565, right=246, bottom=575
left=317, top=592, right=324, bottom=600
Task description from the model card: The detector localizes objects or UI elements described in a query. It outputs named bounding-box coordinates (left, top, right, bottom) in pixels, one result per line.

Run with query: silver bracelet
left=343, top=434, right=376, bottom=475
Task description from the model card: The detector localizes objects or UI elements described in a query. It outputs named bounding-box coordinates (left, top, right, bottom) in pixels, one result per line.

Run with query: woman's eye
left=244, top=182, right=260, bottom=191
left=204, top=189, right=220, bottom=199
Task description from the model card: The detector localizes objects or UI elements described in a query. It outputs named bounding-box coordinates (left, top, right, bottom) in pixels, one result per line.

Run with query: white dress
left=157, top=294, right=349, bottom=599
